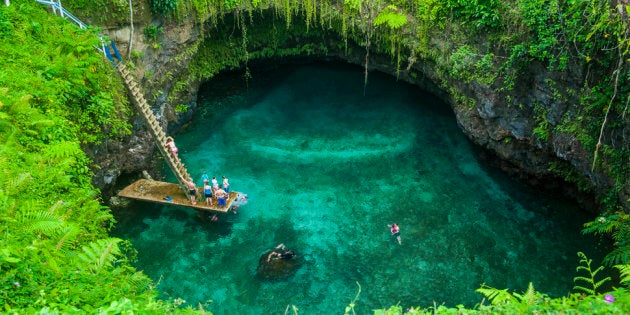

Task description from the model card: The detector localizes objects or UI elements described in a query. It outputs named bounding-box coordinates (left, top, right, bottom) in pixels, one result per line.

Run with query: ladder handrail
left=35, top=0, right=87, bottom=29
left=35, top=0, right=105, bottom=54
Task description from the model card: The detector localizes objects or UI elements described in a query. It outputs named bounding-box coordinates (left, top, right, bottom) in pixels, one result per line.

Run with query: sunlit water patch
left=112, top=62, right=609, bottom=314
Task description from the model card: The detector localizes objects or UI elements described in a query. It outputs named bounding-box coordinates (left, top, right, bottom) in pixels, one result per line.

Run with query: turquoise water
left=112, top=63, right=609, bottom=314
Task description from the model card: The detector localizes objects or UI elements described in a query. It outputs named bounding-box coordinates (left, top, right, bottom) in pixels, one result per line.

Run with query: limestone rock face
left=87, top=9, right=626, bottom=210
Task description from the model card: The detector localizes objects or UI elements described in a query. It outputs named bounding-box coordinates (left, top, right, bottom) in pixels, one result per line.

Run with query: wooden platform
left=118, top=179, right=238, bottom=212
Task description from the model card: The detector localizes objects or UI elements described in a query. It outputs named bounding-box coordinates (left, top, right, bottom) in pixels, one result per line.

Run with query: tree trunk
left=128, top=0, right=134, bottom=59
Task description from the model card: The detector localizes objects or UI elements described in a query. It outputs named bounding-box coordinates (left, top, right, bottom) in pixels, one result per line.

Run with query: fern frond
left=573, top=252, right=610, bottom=294
left=127, top=271, right=153, bottom=293
left=615, top=264, right=630, bottom=286
left=20, top=208, right=65, bottom=236
left=519, top=282, right=537, bottom=305
left=573, top=276, right=593, bottom=284
left=0, top=118, right=17, bottom=144
left=76, top=238, right=122, bottom=274
left=573, top=285, right=594, bottom=295
left=54, top=225, right=79, bottom=252
left=5, top=173, right=32, bottom=196
left=42, top=141, right=82, bottom=161
left=41, top=249, right=62, bottom=275
left=575, top=265, right=590, bottom=273
left=583, top=213, right=622, bottom=235
left=476, top=284, right=515, bottom=305
left=593, top=277, right=612, bottom=291
left=604, top=245, right=630, bottom=265
left=0, top=190, right=16, bottom=216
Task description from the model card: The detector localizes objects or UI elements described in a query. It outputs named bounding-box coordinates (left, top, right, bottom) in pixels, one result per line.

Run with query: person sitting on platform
left=215, top=188, right=228, bottom=207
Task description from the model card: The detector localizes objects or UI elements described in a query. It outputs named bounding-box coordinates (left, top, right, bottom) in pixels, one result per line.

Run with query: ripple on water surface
left=112, top=62, right=608, bottom=314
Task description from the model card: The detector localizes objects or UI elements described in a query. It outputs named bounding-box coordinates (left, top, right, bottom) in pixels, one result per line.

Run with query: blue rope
left=111, top=41, right=123, bottom=62
left=104, top=45, right=115, bottom=64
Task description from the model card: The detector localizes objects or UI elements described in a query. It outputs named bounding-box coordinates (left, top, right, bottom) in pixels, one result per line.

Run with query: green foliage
left=584, top=211, right=630, bottom=265
left=373, top=5, right=407, bottom=30
left=223, top=0, right=239, bottom=11
left=476, top=283, right=517, bottom=305
left=573, top=252, right=611, bottom=295
left=344, top=282, right=361, bottom=314
left=174, top=104, right=189, bottom=113
left=150, top=0, right=178, bottom=15
left=445, top=0, right=502, bottom=29
left=532, top=103, right=549, bottom=142
left=144, top=24, right=163, bottom=42
left=449, top=45, right=496, bottom=84
left=76, top=238, right=122, bottom=274
left=7, top=0, right=630, bottom=313
left=616, top=264, right=630, bottom=287
left=376, top=282, right=630, bottom=314
left=0, top=2, right=167, bottom=313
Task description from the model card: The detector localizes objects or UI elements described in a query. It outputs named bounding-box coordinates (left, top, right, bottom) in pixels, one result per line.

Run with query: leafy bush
left=150, top=0, right=178, bottom=15
left=144, top=24, right=163, bottom=42
left=0, top=2, right=160, bottom=312
left=444, top=0, right=503, bottom=29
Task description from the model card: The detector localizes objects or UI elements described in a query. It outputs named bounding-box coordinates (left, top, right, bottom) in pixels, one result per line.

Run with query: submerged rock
left=256, top=250, right=301, bottom=281
left=108, top=196, right=131, bottom=208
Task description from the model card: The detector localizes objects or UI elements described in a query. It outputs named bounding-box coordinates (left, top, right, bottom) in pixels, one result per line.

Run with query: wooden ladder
left=117, top=63, right=192, bottom=197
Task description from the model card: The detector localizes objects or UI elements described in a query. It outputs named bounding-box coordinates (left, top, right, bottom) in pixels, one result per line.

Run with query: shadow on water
left=111, top=61, right=612, bottom=314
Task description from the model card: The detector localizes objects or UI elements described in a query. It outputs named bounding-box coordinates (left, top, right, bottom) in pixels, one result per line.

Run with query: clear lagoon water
left=112, top=62, right=609, bottom=314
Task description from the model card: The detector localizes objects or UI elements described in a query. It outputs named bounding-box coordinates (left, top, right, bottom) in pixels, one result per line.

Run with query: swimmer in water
left=388, top=223, right=401, bottom=245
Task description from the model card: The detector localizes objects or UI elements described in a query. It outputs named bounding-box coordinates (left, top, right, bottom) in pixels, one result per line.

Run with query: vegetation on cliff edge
left=1, top=0, right=629, bottom=313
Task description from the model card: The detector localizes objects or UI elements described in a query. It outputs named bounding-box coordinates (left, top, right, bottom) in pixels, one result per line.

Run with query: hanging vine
left=373, top=4, right=408, bottom=78
left=239, top=9, right=251, bottom=87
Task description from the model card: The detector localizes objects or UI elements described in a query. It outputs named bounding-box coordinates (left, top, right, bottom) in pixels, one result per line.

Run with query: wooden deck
left=118, top=179, right=238, bottom=212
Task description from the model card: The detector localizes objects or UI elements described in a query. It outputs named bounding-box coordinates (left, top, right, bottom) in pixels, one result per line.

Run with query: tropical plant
left=584, top=211, right=630, bottom=265
left=144, top=24, right=163, bottom=42
left=150, top=0, right=178, bottom=14
left=4, top=0, right=630, bottom=313
left=574, top=251, right=612, bottom=295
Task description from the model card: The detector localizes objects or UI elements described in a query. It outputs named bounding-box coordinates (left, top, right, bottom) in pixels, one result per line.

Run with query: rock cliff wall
left=90, top=7, right=626, bottom=210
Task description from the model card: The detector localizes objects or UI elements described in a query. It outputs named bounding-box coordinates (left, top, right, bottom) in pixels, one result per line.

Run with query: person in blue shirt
left=204, top=183, right=213, bottom=206
left=201, top=171, right=209, bottom=186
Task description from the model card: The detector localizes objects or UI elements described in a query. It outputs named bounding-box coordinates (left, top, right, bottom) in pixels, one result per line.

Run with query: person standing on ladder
left=165, top=137, right=178, bottom=156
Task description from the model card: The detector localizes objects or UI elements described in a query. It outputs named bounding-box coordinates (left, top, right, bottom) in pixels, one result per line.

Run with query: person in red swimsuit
left=389, top=223, right=401, bottom=245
